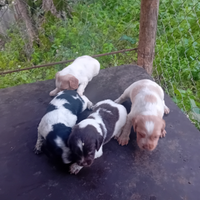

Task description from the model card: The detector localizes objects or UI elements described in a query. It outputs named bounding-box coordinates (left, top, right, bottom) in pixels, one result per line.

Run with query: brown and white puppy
left=115, top=79, right=170, bottom=151
left=68, top=99, right=127, bottom=174
left=49, top=55, right=100, bottom=96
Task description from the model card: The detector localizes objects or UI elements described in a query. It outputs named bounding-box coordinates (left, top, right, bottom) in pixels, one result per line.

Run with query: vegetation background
left=0, top=0, right=199, bottom=129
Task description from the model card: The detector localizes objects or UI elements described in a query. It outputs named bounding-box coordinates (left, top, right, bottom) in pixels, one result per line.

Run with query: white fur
left=78, top=118, right=103, bottom=136
left=54, top=136, right=71, bottom=164
left=81, top=95, right=93, bottom=110
left=51, top=55, right=100, bottom=96
left=115, top=79, right=170, bottom=147
left=94, top=146, right=103, bottom=159
left=70, top=163, right=83, bottom=175
left=145, top=121, right=154, bottom=136
left=77, top=139, right=84, bottom=151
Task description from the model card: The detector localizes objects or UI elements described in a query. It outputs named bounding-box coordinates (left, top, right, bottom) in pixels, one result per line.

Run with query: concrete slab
left=0, top=65, right=200, bottom=200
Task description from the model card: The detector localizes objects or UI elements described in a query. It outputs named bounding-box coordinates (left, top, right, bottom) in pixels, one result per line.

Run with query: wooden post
left=137, top=0, right=160, bottom=75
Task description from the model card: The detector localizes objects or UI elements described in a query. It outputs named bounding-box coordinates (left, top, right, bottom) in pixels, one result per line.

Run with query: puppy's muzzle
left=142, top=144, right=155, bottom=151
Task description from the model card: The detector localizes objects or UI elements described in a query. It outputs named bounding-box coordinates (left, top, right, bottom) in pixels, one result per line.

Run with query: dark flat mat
left=0, top=65, right=200, bottom=200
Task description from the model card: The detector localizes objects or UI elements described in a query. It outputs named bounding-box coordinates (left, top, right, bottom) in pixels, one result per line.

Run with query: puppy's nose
left=143, top=144, right=154, bottom=151
left=142, top=144, right=148, bottom=149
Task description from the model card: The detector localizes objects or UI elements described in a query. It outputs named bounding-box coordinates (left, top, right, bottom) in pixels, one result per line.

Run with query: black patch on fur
left=43, top=123, right=72, bottom=163
left=94, top=103, right=119, bottom=144
left=46, top=103, right=57, bottom=113
left=56, top=90, right=84, bottom=115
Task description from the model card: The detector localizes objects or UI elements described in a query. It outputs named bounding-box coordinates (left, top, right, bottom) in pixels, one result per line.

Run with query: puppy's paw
left=117, top=136, right=129, bottom=146
left=160, top=129, right=167, bottom=138
left=114, top=98, right=120, bottom=104
left=34, top=147, right=42, bottom=155
left=164, top=106, right=170, bottom=114
left=87, top=101, right=93, bottom=110
left=90, top=105, right=95, bottom=110
left=77, top=91, right=83, bottom=96
left=70, top=163, right=83, bottom=175
left=114, top=135, right=119, bottom=140
left=49, top=91, right=57, bottom=97
left=114, top=132, right=122, bottom=140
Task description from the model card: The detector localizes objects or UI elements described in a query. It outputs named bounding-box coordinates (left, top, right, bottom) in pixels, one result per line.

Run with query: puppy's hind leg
left=163, top=100, right=170, bottom=114
left=81, top=95, right=93, bottom=110
left=34, top=132, right=44, bottom=154
left=115, top=89, right=130, bottom=104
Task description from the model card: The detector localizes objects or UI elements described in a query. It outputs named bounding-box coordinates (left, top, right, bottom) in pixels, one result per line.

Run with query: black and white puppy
left=68, top=99, right=127, bottom=174
left=34, top=90, right=93, bottom=164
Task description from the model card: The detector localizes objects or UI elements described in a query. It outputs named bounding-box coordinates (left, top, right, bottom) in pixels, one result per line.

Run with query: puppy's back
left=127, top=80, right=165, bottom=118
left=38, top=90, right=85, bottom=138
left=60, top=55, right=100, bottom=78
left=92, top=100, right=127, bottom=143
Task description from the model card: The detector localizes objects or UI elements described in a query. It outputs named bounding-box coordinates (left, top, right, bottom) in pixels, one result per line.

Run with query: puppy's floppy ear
left=55, top=72, right=60, bottom=80
left=69, top=76, right=79, bottom=90
left=58, top=74, right=70, bottom=90
left=132, top=115, right=144, bottom=132
left=95, top=135, right=103, bottom=151
left=132, top=117, right=137, bottom=132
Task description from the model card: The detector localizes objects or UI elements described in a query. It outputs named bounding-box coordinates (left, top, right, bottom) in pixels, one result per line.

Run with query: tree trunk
left=137, top=0, right=160, bottom=75
left=15, top=0, right=38, bottom=47
left=42, top=0, right=60, bottom=18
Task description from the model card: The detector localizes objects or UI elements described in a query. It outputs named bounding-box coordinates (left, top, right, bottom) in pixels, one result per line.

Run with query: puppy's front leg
left=70, top=163, right=83, bottom=175
left=77, top=81, right=88, bottom=96
left=117, top=114, right=132, bottom=146
left=49, top=88, right=60, bottom=96
left=34, top=132, right=44, bottom=154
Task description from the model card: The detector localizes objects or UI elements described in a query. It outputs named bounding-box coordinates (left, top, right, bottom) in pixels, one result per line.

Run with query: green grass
left=0, top=0, right=200, bottom=129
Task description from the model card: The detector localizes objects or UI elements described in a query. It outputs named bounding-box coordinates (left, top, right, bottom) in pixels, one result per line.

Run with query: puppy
left=68, top=99, right=127, bottom=174
left=115, top=79, right=170, bottom=151
left=49, top=55, right=100, bottom=96
left=34, top=90, right=93, bottom=164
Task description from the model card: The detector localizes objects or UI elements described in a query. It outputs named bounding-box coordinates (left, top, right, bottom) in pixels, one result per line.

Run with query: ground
left=0, top=65, right=200, bottom=200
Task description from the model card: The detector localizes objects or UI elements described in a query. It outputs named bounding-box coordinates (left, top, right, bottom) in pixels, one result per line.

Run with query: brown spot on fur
left=130, top=80, right=163, bottom=105
left=130, top=84, right=143, bottom=105
left=148, top=85, right=163, bottom=99
left=144, top=94, right=157, bottom=103
left=69, top=76, right=79, bottom=90
left=57, top=74, right=79, bottom=90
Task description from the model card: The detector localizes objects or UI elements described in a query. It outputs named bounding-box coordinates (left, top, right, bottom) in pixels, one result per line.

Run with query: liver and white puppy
left=34, top=90, right=93, bottom=164
left=115, top=79, right=170, bottom=151
left=49, top=55, right=100, bottom=96
left=68, top=99, right=127, bottom=174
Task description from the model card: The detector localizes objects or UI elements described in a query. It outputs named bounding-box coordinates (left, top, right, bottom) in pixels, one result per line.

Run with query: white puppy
left=50, top=55, right=100, bottom=96
left=68, top=99, right=127, bottom=174
left=115, top=79, right=170, bottom=151
left=34, top=90, right=93, bottom=164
